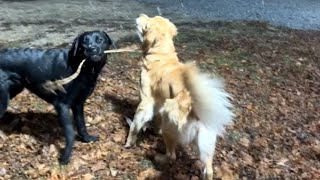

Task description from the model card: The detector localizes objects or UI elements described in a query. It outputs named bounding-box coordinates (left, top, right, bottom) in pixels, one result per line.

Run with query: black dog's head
left=70, top=31, right=113, bottom=62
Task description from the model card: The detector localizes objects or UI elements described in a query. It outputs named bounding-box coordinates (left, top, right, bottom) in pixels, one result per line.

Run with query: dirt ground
left=0, top=0, right=320, bottom=180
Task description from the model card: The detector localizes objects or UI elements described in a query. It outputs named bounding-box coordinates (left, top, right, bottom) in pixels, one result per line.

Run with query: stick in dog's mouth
left=42, top=47, right=140, bottom=94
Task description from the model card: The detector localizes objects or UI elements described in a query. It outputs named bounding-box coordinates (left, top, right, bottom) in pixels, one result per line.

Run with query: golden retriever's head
left=160, top=90, right=192, bottom=129
left=136, top=14, right=177, bottom=54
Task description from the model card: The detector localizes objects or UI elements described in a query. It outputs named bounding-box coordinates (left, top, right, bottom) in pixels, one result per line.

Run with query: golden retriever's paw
left=124, top=135, right=137, bottom=148
left=124, top=116, right=133, bottom=126
left=124, top=138, right=135, bottom=148
left=206, top=174, right=213, bottom=180
left=154, top=153, right=169, bottom=165
left=154, top=128, right=162, bottom=135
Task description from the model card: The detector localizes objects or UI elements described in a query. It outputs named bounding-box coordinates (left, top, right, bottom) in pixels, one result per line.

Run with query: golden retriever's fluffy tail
left=184, top=63, right=234, bottom=136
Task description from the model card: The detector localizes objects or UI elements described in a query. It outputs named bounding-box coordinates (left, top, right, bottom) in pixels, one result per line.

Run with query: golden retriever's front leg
left=153, top=114, right=163, bottom=135
left=125, top=68, right=155, bottom=147
left=163, top=132, right=177, bottom=161
left=125, top=98, right=155, bottom=147
left=155, top=131, right=177, bottom=164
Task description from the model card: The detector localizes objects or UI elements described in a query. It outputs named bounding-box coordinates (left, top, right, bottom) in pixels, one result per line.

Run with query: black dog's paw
left=79, top=135, right=99, bottom=143
left=59, top=155, right=70, bottom=165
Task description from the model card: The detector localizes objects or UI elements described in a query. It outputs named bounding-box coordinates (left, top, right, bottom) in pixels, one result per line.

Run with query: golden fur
left=125, top=14, right=234, bottom=180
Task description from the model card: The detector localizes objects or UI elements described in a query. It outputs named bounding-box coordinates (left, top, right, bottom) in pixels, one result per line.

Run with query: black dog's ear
left=71, top=33, right=82, bottom=57
left=101, top=31, right=117, bottom=49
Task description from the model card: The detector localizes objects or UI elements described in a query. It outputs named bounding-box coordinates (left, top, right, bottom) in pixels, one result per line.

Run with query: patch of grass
left=227, top=130, right=243, bottom=143
left=31, top=101, right=47, bottom=112
left=208, top=49, right=254, bottom=71
left=139, top=158, right=155, bottom=169
left=5, top=38, right=35, bottom=48
left=175, top=28, right=220, bottom=48
left=121, top=173, right=136, bottom=180
left=213, top=54, right=232, bottom=66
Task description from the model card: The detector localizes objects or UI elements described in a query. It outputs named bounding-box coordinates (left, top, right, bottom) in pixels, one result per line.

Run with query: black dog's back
left=0, top=48, right=75, bottom=103
left=0, top=48, right=70, bottom=84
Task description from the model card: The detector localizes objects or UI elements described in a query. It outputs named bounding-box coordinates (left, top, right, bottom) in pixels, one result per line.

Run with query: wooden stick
left=42, top=47, right=140, bottom=94
left=104, top=48, right=141, bottom=53
left=42, top=59, right=86, bottom=94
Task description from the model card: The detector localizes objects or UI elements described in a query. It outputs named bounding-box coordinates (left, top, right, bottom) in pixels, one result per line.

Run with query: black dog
left=0, top=31, right=112, bottom=164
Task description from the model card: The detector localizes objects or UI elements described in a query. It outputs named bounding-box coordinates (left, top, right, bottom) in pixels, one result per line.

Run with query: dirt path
left=0, top=0, right=150, bottom=47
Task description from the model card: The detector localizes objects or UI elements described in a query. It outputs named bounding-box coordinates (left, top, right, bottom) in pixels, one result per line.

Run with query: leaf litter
left=0, top=21, right=319, bottom=179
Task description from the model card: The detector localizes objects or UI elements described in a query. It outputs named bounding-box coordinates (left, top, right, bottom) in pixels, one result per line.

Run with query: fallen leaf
left=49, top=144, right=58, bottom=157
left=39, top=166, right=50, bottom=175
left=0, top=130, right=7, bottom=140
left=82, top=173, right=94, bottom=180
left=276, top=158, right=288, bottom=167
left=81, top=154, right=91, bottom=161
left=246, top=104, right=253, bottom=111
left=91, top=161, right=106, bottom=172
left=0, top=168, right=7, bottom=176
left=254, top=121, right=260, bottom=127
left=191, top=176, right=200, bottom=180
left=25, top=168, right=38, bottom=178
left=137, top=168, right=161, bottom=180
left=215, top=162, right=238, bottom=180
left=109, top=167, right=118, bottom=176
left=37, top=163, right=45, bottom=171
left=253, top=137, right=268, bottom=147
left=269, top=97, right=278, bottom=103
left=273, top=168, right=282, bottom=174
left=90, top=115, right=103, bottom=125
left=194, top=160, right=204, bottom=170
left=4, top=175, right=11, bottom=179
left=73, top=158, right=89, bottom=171
left=112, top=134, right=123, bottom=143
left=311, top=139, right=320, bottom=154
left=239, top=137, right=250, bottom=147
left=120, top=152, right=132, bottom=159
left=46, top=105, right=54, bottom=112
left=174, top=173, right=189, bottom=180
left=241, top=152, right=253, bottom=166
left=86, top=116, right=93, bottom=123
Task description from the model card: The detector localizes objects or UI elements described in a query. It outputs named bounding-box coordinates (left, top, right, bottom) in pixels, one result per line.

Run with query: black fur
left=0, top=31, right=112, bottom=164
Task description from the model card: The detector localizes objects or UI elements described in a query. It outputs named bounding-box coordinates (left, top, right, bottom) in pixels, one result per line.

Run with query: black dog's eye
left=84, top=36, right=90, bottom=43
left=96, top=36, right=104, bottom=43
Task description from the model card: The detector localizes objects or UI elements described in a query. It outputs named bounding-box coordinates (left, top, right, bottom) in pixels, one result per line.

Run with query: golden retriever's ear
left=139, top=14, right=149, bottom=18
left=136, top=14, right=150, bottom=32
left=169, top=22, right=178, bottom=37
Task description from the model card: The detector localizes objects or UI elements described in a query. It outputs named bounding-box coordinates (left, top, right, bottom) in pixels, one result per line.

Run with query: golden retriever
left=125, top=14, right=234, bottom=180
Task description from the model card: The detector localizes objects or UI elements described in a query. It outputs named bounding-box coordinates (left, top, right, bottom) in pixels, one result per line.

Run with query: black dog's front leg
left=0, top=83, right=9, bottom=119
left=55, top=103, right=75, bottom=165
left=72, top=104, right=98, bottom=142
